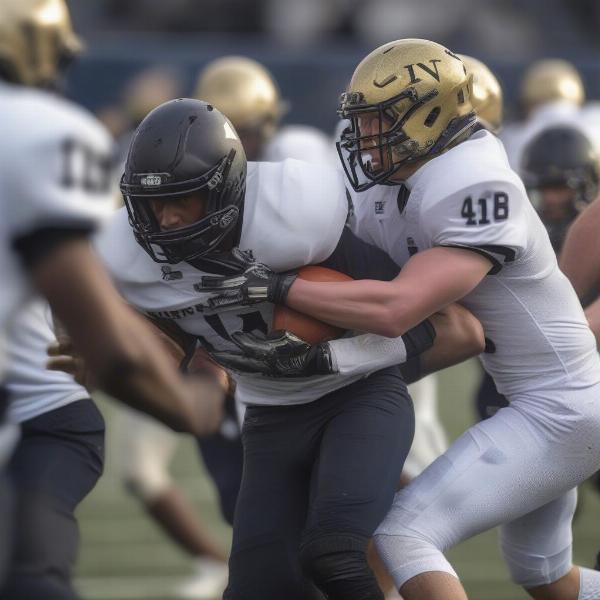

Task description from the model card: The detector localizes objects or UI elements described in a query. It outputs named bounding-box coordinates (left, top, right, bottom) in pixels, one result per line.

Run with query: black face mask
left=122, top=149, right=246, bottom=265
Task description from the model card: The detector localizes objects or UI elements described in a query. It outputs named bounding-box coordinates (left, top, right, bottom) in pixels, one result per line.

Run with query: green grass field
left=75, top=360, right=600, bottom=600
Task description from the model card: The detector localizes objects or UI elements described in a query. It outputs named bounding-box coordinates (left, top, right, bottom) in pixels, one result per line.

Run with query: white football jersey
left=96, top=158, right=364, bottom=406
left=350, top=129, right=600, bottom=398
left=6, top=300, right=88, bottom=423
left=0, top=82, right=115, bottom=380
left=262, top=125, right=336, bottom=166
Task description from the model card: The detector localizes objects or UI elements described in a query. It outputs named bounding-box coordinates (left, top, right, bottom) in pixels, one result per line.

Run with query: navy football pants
left=224, top=367, right=414, bottom=600
left=0, top=399, right=104, bottom=600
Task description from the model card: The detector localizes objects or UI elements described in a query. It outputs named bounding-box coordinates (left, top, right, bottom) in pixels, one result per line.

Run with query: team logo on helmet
left=141, top=174, right=163, bottom=187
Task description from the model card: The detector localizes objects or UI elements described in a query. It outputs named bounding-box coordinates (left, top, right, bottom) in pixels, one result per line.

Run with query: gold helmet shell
left=458, top=54, right=503, bottom=133
left=520, top=59, right=585, bottom=114
left=0, top=0, right=82, bottom=88
left=338, top=39, right=476, bottom=191
left=123, top=67, right=183, bottom=126
left=194, top=56, right=285, bottom=136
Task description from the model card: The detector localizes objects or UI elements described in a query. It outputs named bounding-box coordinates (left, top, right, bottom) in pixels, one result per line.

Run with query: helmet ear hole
left=424, top=107, right=441, bottom=128
left=457, top=89, right=466, bottom=105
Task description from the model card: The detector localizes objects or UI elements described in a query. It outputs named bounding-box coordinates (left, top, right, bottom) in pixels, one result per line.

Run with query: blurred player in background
left=0, top=1, right=224, bottom=598
left=3, top=302, right=105, bottom=600
left=195, top=55, right=333, bottom=165
left=501, top=59, right=586, bottom=170
left=116, top=66, right=185, bottom=160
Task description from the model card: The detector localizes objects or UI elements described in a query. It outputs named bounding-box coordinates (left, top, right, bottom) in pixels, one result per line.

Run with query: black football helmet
left=521, top=125, right=599, bottom=206
left=521, top=125, right=599, bottom=252
left=120, top=98, right=247, bottom=264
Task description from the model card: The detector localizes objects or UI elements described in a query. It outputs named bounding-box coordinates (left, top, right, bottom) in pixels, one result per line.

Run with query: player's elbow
left=372, top=303, right=415, bottom=338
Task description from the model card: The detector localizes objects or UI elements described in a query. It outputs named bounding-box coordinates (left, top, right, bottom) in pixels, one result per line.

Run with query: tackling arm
left=286, top=246, right=492, bottom=337
left=409, top=304, right=485, bottom=382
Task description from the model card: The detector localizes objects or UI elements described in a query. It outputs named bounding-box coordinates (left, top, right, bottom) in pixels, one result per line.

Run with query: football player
left=86, top=97, right=486, bottom=600
left=501, top=58, right=586, bottom=170
left=458, top=54, right=502, bottom=134
left=401, top=53, right=503, bottom=485
left=452, top=55, right=511, bottom=423
left=0, top=1, right=228, bottom=595
left=201, top=40, right=600, bottom=600
left=103, top=66, right=233, bottom=599
left=194, top=55, right=333, bottom=164
left=522, top=125, right=599, bottom=253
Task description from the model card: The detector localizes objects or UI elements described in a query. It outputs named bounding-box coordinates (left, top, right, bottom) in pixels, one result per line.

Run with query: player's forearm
left=560, top=199, right=600, bottom=304
left=286, top=278, right=422, bottom=337
left=328, top=319, right=436, bottom=376
left=33, top=239, right=202, bottom=433
left=585, top=297, right=600, bottom=346
left=418, top=305, right=485, bottom=377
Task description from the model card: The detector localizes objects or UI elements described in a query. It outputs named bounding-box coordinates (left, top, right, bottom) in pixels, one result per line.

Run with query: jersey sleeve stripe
left=438, top=243, right=514, bottom=275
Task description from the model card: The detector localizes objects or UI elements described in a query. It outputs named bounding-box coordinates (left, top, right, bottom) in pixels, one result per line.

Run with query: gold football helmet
left=123, top=67, right=183, bottom=127
left=338, top=39, right=476, bottom=191
left=520, top=59, right=584, bottom=115
left=0, top=0, right=82, bottom=88
left=194, top=56, right=285, bottom=142
left=458, top=54, right=503, bottom=133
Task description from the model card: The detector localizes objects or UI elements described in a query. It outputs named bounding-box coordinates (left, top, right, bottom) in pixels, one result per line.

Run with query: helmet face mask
left=120, top=100, right=247, bottom=265
left=337, top=39, right=477, bottom=192
left=337, top=87, right=440, bottom=190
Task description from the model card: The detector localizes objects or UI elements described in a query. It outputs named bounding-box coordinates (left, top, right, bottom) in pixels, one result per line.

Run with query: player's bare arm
left=414, top=304, right=485, bottom=382
left=560, top=198, right=600, bottom=343
left=32, top=236, right=212, bottom=435
left=559, top=197, right=600, bottom=306
left=206, top=245, right=492, bottom=338
left=284, top=246, right=492, bottom=337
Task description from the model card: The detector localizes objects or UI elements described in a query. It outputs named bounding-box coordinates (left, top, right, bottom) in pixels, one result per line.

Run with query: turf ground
left=74, top=359, right=600, bottom=600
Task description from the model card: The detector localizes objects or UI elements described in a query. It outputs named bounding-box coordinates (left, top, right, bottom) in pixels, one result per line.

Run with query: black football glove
left=210, top=330, right=334, bottom=377
left=197, top=262, right=297, bottom=310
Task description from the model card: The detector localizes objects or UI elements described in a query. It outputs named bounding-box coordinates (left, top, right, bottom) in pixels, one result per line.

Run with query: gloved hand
left=196, top=262, right=297, bottom=310
left=210, top=330, right=335, bottom=377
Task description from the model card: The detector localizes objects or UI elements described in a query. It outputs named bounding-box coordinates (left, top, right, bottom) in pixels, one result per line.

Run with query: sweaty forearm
left=287, top=278, right=420, bottom=338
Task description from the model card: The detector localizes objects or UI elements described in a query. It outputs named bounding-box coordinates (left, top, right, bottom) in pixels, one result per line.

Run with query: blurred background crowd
left=67, top=0, right=600, bottom=133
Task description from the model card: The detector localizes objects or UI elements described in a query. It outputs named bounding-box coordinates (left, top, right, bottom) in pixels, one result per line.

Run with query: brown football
left=272, top=265, right=352, bottom=344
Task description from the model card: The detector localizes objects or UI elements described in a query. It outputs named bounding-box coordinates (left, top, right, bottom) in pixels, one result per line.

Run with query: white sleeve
left=328, top=333, right=407, bottom=376
left=4, top=115, right=116, bottom=241
left=419, top=181, right=529, bottom=273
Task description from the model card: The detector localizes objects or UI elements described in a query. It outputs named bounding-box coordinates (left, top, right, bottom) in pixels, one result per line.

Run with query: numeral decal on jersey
left=200, top=310, right=269, bottom=351
left=461, top=193, right=509, bottom=226
left=61, top=138, right=113, bottom=193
